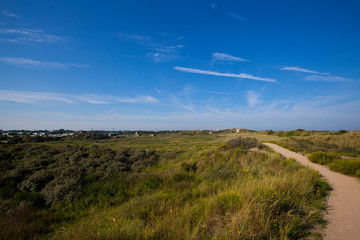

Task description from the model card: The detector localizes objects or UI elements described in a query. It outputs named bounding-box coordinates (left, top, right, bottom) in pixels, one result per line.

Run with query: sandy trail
left=264, top=143, right=360, bottom=240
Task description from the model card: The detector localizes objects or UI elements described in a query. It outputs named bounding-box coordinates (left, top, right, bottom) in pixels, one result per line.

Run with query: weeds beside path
left=264, top=143, right=360, bottom=240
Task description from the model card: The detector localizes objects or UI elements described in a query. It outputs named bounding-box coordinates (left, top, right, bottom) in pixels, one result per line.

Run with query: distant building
left=135, top=132, right=140, bottom=137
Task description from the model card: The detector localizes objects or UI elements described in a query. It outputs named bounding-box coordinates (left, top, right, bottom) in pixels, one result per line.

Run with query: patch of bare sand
left=264, top=143, right=360, bottom=240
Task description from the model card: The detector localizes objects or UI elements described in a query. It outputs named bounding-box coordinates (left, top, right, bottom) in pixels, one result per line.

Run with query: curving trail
left=264, top=143, right=360, bottom=240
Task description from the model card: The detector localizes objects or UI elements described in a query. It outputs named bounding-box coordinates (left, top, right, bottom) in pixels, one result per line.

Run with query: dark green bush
left=181, top=163, right=197, bottom=172
left=0, top=144, right=158, bottom=207
left=282, top=131, right=301, bottom=137
left=307, top=152, right=340, bottom=165
left=172, top=173, right=194, bottom=182
left=332, top=130, right=348, bottom=135
left=267, top=130, right=274, bottom=135
left=329, top=159, right=360, bottom=177
left=13, top=191, right=46, bottom=208
left=227, top=137, right=263, bottom=150
left=138, top=175, right=163, bottom=195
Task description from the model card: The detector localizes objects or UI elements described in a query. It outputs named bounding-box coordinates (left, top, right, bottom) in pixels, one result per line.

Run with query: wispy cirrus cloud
left=3, top=96, right=359, bottom=130
left=0, top=90, right=158, bottom=105
left=281, top=66, right=328, bottom=75
left=0, top=90, right=76, bottom=104
left=174, top=66, right=277, bottom=83
left=0, top=28, right=67, bottom=44
left=147, top=45, right=183, bottom=62
left=246, top=91, right=260, bottom=107
left=212, top=53, right=248, bottom=63
left=67, top=63, right=91, bottom=69
left=2, top=9, right=20, bottom=18
left=118, top=32, right=183, bottom=63
left=210, top=3, right=245, bottom=22
left=0, top=57, right=90, bottom=69
left=228, top=12, right=245, bottom=21
left=206, top=90, right=232, bottom=95
left=304, top=75, right=354, bottom=82
left=117, top=33, right=152, bottom=43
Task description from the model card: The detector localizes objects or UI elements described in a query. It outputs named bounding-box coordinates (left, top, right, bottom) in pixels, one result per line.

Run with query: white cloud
left=174, top=66, right=277, bottom=83
left=280, top=66, right=327, bottom=74
left=0, top=57, right=90, bottom=69
left=228, top=12, right=245, bottom=21
left=11, top=96, right=359, bottom=131
left=0, top=57, right=67, bottom=69
left=0, top=28, right=67, bottom=44
left=304, top=75, right=354, bottom=82
left=67, top=63, right=91, bottom=68
left=0, top=91, right=75, bottom=104
left=2, top=9, right=20, bottom=18
left=246, top=91, right=260, bottom=107
left=212, top=53, right=248, bottom=62
left=118, top=32, right=183, bottom=63
left=147, top=45, right=182, bottom=62
left=116, top=96, right=159, bottom=104
left=0, top=90, right=158, bottom=105
left=117, top=33, right=152, bottom=42
left=206, top=91, right=232, bottom=95
left=1, top=89, right=359, bottom=131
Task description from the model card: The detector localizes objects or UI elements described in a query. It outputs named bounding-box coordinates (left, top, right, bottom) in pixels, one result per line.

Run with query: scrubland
left=0, top=130, right=336, bottom=239
left=271, top=130, right=360, bottom=178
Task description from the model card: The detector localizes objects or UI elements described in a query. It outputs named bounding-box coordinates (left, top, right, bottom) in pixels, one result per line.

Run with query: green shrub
left=308, top=152, right=340, bottom=165
left=227, top=137, right=263, bottom=150
left=138, top=175, right=163, bottom=195
left=13, top=191, right=46, bottom=208
left=267, top=130, right=274, bottom=135
left=217, top=143, right=229, bottom=151
left=0, top=144, right=158, bottom=206
left=282, top=131, right=299, bottom=137
left=329, top=159, right=360, bottom=177
left=356, top=169, right=360, bottom=178
left=216, top=192, right=242, bottom=214
left=181, top=163, right=197, bottom=172
left=332, top=130, right=348, bottom=135
left=314, top=179, right=332, bottom=197
left=172, top=173, right=193, bottom=182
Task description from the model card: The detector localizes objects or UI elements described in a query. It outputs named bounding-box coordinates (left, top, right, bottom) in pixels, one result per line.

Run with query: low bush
left=307, top=152, right=340, bottom=165
left=0, top=144, right=158, bottom=206
left=282, top=131, right=300, bottom=137
left=138, top=175, right=163, bottom=195
left=180, top=162, right=197, bottom=173
left=329, top=159, right=360, bottom=177
left=227, top=137, right=263, bottom=150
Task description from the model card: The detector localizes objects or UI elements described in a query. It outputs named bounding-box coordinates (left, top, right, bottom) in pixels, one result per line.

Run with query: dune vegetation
left=0, top=130, right=332, bottom=239
left=271, top=130, right=360, bottom=178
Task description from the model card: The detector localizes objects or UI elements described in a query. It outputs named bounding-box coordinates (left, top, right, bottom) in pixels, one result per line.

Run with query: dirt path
left=264, top=143, right=360, bottom=240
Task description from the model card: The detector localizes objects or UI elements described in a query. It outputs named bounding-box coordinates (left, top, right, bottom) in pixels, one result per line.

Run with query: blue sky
left=0, top=0, right=359, bottom=130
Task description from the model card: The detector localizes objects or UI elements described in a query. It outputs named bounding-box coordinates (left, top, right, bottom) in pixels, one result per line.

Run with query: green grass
left=0, top=132, right=330, bottom=239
